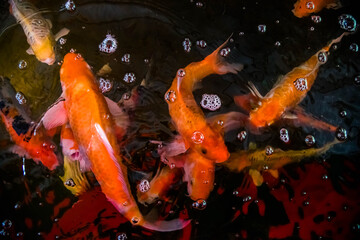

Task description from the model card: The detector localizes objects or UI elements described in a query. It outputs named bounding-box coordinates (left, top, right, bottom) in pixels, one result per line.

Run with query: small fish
left=137, top=166, right=182, bottom=205
left=164, top=38, right=243, bottom=163
left=234, top=33, right=348, bottom=130
left=292, top=0, right=342, bottom=18
left=222, top=139, right=340, bottom=186
left=41, top=52, right=190, bottom=232
left=0, top=76, right=59, bottom=170
left=8, top=0, right=69, bottom=65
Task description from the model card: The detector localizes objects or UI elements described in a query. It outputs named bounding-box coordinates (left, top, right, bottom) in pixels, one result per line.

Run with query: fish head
left=30, top=140, right=60, bottom=170
left=33, top=37, right=56, bottom=65
left=192, top=130, right=230, bottom=163
left=60, top=52, right=93, bottom=88
left=292, top=0, right=316, bottom=18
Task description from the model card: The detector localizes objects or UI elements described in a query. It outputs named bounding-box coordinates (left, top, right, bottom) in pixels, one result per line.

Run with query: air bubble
left=196, top=40, right=207, bottom=48
left=98, top=78, right=113, bottom=93
left=170, top=163, right=175, bottom=169
left=338, top=14, right=357, bottom=32
left=354, top=75, right=360, bottom=86
left=177, top=69, right=186, bottom=77
left=138, top=179, right=150, bottom=193
left=117, top=233, right=128, bottom=240
left=18, top=60, right=27, bottom=70
left=339, top=110, right=347, bottom=118
left=65, top=178, right=75, bottom=187
left=144, top=58, right=149, bottom=63
left=59, top=37, right=67, bottom=45
left=306, top=1, right=315, bottom=10
left=265, top=146, right=274, bottom=155
left=121, top=53, right=131, bottom=63
left=349, top=43, right=359, bottom=52
left=220, top=47, right=231, bottom=57
left=99, top=34, right=117, bottom=54
left=196, top=2, right=204, bottom=8
left=192, top=199, right=207, bottom=210
left=192, top=131, right=204, bottom=144
left=200, top=94, right=221, bottom=111
left=305, top=135, right=315, bottom=146
left=239, top=31, right=245, bottom=36
left=2, top=220, right=12, bottom=230
left=183, top=38, right=192, bottom=52
left=318, top=52, right=328, bottom=63
left=122, top=201, right=128, bottom=206
left=258, top=24, right=266, bottom=33
left=279, top=128, right=290, bottom=143
left=293, top=78, right=308, bottom=91
left=243, top=196, right=252, bottom=202
left=311, top=15, right=322, bottom=23
left=237, top=131, right=247, bottom=142
left=336, top=127, right=347, bottom=141
left=131, top=217, right=140, bottom=224
left=309, top=26, right=315, bottom=31
left=15, top=92, right=27, bottom=104
left=65, top=0, right=76, bottom=11
left=217, top=120, right=224, bottom=126
left=275, top=41, right=281, bottom=47
left=322, top=174, right=329, bottom=180
left=123, top=73, right=136, bottom=83
left=165, top=90, right=176, bottom=102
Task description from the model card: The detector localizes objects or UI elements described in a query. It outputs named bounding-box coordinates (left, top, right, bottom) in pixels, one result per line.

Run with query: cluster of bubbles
left=220, top=47, right=231, bottom=57
left=196, top=40, right=207, bottom=48
left=349, top=43, right=359, bottom=52
left=98, top=78, right=113, bottom=93
left=65, top=0, right=76, bottom=11
left=117, top=233, right=128, bottom=240
left=265, top=146, right=274, bottom=155
left=258, top=24, right=267, bottom=33
left=65, top=178, right=75, bottom=187
left=306, top=1, right=315, bottom=10
left=318, top=52, right=328, bottom=63
left=336, top=127, right=347, bottom=141
left=354, top=75, right=360, bottom=85
left=99, top=34, right=118, bottom=54
left=237, top=130, right=247, bottom=142
left=15, top=92, right=27, bottom=105
left=279, top=128, right=290, bottom=143
left=183, top=38, right=192, bottom=52
left=138, top=179, right=150, bottom=193
left=165, top=90, right=176, bottom=102
left=200, top=94, right=221, bottom=111
left=123, top=73, right=136, bottom=83
left=121, top=53, right=131, bottom=63
left=275, top=41, right=281, bottom=47
left=293, top=77, right=308, bottom=91
left=338, top=14, right=357, bottom=32
left=58, top=37, right=67, bottom=45
left=192, top=199, right=207, bottom=210
left=18, top=60, right=27, bottom=70
left=311, top=15, right=322, bottom=23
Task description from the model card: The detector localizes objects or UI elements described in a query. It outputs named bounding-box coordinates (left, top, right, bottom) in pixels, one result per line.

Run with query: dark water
left=0, top=0, right=360, bottom=239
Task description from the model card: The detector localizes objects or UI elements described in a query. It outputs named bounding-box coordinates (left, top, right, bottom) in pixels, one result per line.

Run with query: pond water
left=0, top=0, right=359, bottom=239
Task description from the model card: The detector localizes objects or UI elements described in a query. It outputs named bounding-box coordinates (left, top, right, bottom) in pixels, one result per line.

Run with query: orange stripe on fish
left=0, top=76, right=59, bottom=170
left=164, top=38, right=243, bottom=163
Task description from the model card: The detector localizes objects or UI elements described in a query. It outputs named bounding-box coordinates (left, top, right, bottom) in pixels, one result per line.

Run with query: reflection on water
left=0, top=0, right=360, bottom=239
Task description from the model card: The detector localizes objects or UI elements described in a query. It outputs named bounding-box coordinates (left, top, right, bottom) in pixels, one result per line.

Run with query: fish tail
left=205, top=35, right=244, bottom=75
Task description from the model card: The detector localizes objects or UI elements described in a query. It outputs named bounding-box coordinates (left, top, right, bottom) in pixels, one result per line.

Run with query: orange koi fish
left=137, top=166, right=182, bottom=205
left=41, top=52, right=190, bottom=231
left=164, top=38, right=243, bottom=163
left=223, top=139, right=340, bottom=186
left=235, top=33, right=348, bottom=130
left=9, top=0, right=69, bottom=65
left=292, top=0, right=342, bottom=18
left=0, top=76, right=60, bottom=170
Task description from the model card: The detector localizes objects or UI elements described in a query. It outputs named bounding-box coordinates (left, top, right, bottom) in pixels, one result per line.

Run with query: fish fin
left=234, top=93, right=260, bottom=112
left=104, top=97, right=129, bottom=139
left=10, top=145, right=31, bottom=159
left=26, top=47, right=34, bottom=55
left=142, top=208, right=192, bottom=232
left=249, top=169, right=263, bottom=186
left=46, top=19, right=52, bottom=29
left=282, top=111, right=298, bottom=120
left=326, top=1, right=342, bottom=9
left=246, top=81, right=263, bottom=99
left=249, top=142, right=257, bottom=150
left=207, top=111, right=248, bottom=133
left=268, top=169, right=279, bottom=179
left=96, top=63, right=112, bottom=76
left=54, top=28, right=70, bottom=41
left=205, top=35, right=244, bottom=75
left=41, top=100, right=68, bottom=130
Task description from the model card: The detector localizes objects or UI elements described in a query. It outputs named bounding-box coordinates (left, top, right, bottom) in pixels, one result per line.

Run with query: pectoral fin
left=26, top=47, right=34, bottom=55
left=249, top=169, right=263, bottom=186
left=54, top=28, right=70, bottom=41
left=41, top=99, right=68, bottom=130
left=326, top=1, right=342, bottom=9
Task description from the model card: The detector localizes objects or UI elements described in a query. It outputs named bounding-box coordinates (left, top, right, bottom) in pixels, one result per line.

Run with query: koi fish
left=0, top=76, right=60, bottom=170
left=292, top=0, right=342, bottom=18
left=164, top=38, right=243, bottom=163
left=222, top=139, right=340, bottom=186
left=9, top=0, right=69, bottom=65
left=235, top=33, right=348, bottom=130
left=137, top=166, right=182, bottom=205
left=41, top=52, right=190, bottom=231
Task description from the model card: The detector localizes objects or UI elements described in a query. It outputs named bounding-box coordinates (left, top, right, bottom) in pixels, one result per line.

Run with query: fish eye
left=201, top=148, right=207, bottom=154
